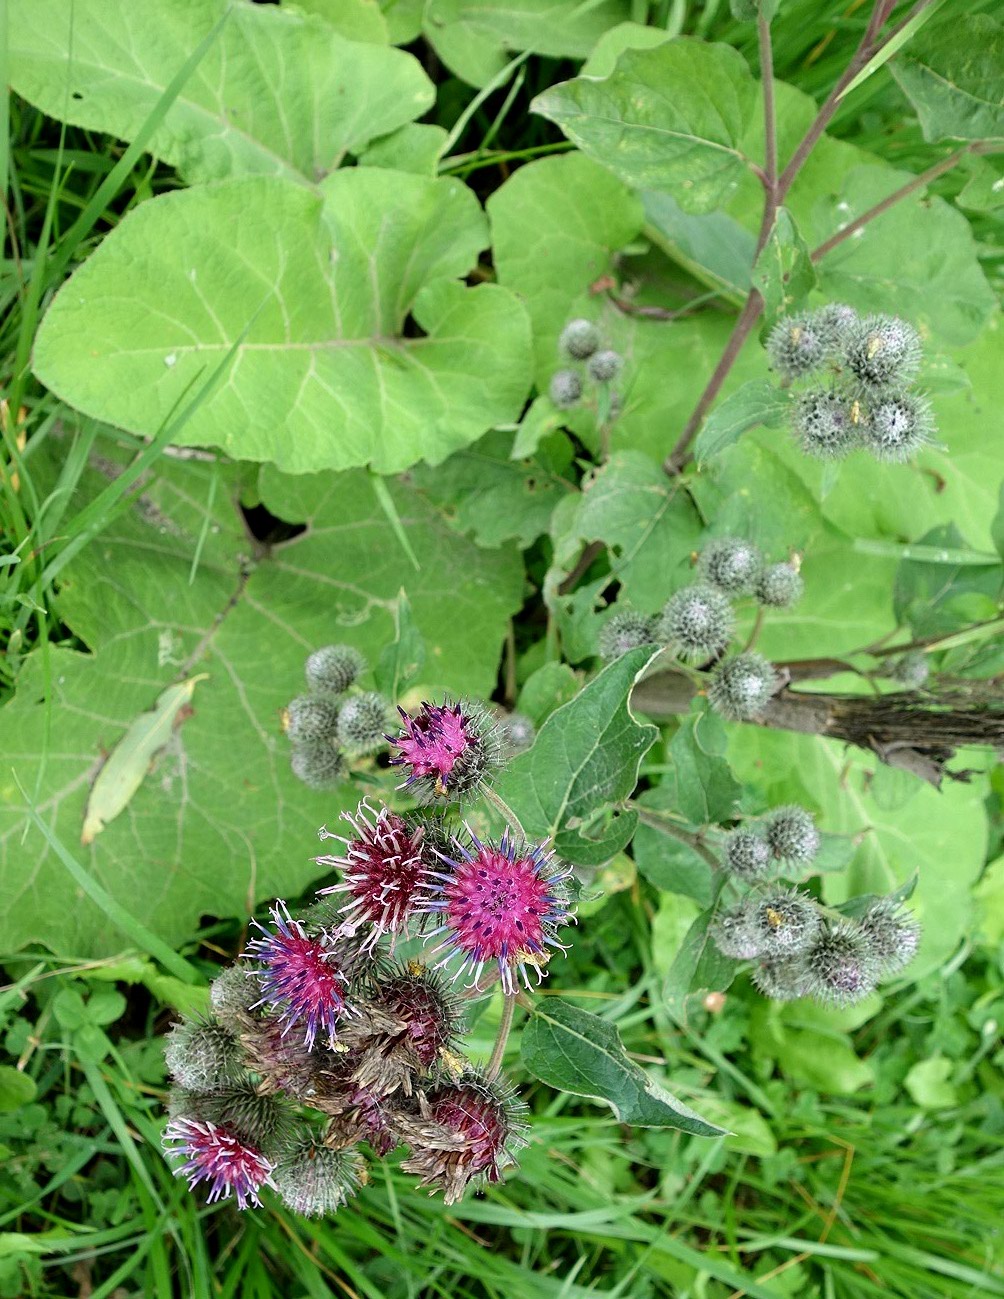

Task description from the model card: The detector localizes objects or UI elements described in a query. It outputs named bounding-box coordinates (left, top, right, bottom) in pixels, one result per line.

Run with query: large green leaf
left=890, top=15, right=1004, bottom=143
left=532, top=40, right=758, bottom=214
left=494, top=646, right=658, bottom=864
left=33, top=172, right=533, bottom=473
left=0, top=444, right=523, bottom=960
left=9, top=0, right=433, bottom=185
left=520, top=997, right=727, bottom=1135
left=423, top=0, right=632, bottom=87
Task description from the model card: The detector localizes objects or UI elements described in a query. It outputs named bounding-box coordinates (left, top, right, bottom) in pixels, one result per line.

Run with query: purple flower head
left=315, top=801, right=427, bottom=952
left=162, top=1116, right=275, bottom=1210
left=243, top=901, right=351, bottom=1050
left=422, top=829, right=574, bottom=993
left=388, top=700, right=503, bottom=805
left=401, top=1070, right=528, bottom=1204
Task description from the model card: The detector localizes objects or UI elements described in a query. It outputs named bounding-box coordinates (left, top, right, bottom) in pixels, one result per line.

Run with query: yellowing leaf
left=81, top=675, right=207, bottom=845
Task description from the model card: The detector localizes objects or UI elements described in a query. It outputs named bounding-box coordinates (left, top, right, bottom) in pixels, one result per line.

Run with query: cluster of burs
left=600, top=536, right=799, bottom=722
left=710, top=805, right=921, bottom=1006
left=770, top=306, right=936, bottom=462
left=163, top=697, right=572, bottom=1216
left=283, top=645, right=535, bottom=789
left=549, top=318, right=624, bottom=412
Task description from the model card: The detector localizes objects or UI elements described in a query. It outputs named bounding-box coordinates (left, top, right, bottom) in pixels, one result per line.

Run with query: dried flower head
left=388, top=700, right=504, bottom=805
left=599, top=610, right=658, bottom=662
left=341, top=964, right=465, bottom=1095
left=305, top=644, right=366, bottom=697
left=657, top=583, right=734, bottom=661
left=767, top=312, right=827, bottom=380
left=422, top=829, right=573, bottom=994
left=844, top=314, right=921, bottom=394
left=550, top=369, right=583, bottom=409
left=401, top=1071, right=528, bottom=1204
left=316, top=801, right=428, bottom=952
left=272, top=1137, right=365, bottom=1218
left=698, top=537, right=763, bottom=595
left=859, top=392, right=934, bottom=462
left=764, top=805, right=820, bottom=865
left=284, top=696, right=340, bottom=745
left=755, top=562, right=804, bottom=609
left=858, top=900, right=921, bottom=977
left=791, top=388, right=858, bottom=459
left=238, top=1011, right=323, bottom=1100
left=164, top=1018, right=246, bottom=1093
left=804, top=922, right=878, bottom=1005
left=559, top=318, right=601, bottom=360
left=314, top=1053, right=409, bottom=1157
left=587, top=349, right=623, bottom=383
left=337, top=692, right=391, bottom=755
left=721, top=827, right=772, bottom=880
left=708, top=653, right=778, bottom=721
left=751, top=888, right=822, bottom=956
left=244, top=902, right=353, bottom=1049
left=162, top=1117, right=276, bottom=1210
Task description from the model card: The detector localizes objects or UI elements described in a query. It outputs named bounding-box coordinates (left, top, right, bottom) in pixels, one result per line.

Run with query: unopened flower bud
left=587, top=349, right=623, bottom=383
left=599, top=610, right=658, bottom=662
left=559, top=318, right=601, bottom=360
left=755, top=562, right=804, bottom=609
left=550, top=369, right=583, bottom=409
left=657, top=583, right=734, bottom=661
left=844, top=314, right=921, bottom=394
left=721, top=827, right=772, bottom=879
left=337, top=691, right=391, bottom=755
left=305, top=645, right=366, bottom=697
left=698, top=537, right=762, bottom=595
left=767, top=312, right=826, bottom=380
left=764, top=805, right=820, bottom=865
left=708, top=652, right=778, bottom=721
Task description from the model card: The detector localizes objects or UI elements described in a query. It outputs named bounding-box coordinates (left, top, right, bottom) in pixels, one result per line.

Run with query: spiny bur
left=306, top=645, right=366, bottom=698
left=708, top=653, right=778, bottom=721
left=559, top=318, right=601, bottom=360
left=550, top=369, right=583, bottom=409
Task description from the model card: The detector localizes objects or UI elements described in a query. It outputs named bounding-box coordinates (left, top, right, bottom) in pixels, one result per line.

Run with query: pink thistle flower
left=421, top=830, right=574, bottom=993
left=243, top=901, right=352, bottom=1050
left=401, top=1072, right=527, bottom=1204
left=315, top=802, right=427, bottom=952
left=162, top=1117, right=275, bottom=1210
left=387, top=700, right=503, bottom=805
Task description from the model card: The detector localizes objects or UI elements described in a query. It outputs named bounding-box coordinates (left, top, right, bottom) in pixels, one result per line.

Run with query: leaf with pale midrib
left=0, top=443, right=523, bottom=959
left=521, top=997, right=727, bottom=1135
left=10, top=0, right=434, bottom=185
left=32, top=171, right=533, bottom=474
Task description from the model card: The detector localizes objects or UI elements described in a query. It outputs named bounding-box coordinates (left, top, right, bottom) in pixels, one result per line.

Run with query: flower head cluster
left=284, top=644, right=390, bottom=789
left=164, top=689, right=576, bottom=1215
left=711, top=868, right=920, bottom=1007
left=549, top=317, right=625, bottom=419
left=768, top=305, right=935, bottom=463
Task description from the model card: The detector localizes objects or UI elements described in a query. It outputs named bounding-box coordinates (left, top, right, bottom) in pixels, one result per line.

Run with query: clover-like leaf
left=10, top=0, right=434, bottom=184
left=33, top=171, right=533, bottom=473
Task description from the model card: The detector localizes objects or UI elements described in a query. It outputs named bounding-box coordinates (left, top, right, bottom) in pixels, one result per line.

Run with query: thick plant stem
left=486, top=993, right=517, bottom=1081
